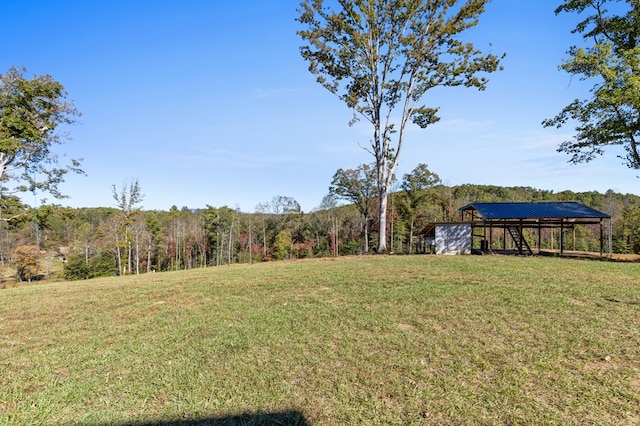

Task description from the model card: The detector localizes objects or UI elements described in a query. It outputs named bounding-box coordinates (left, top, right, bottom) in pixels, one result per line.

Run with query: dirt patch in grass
left=606, top=252, right=640, bottom=261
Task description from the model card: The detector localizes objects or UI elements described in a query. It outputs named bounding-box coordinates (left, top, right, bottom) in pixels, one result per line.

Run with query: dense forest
left=2, top=181, right=639, bottom=283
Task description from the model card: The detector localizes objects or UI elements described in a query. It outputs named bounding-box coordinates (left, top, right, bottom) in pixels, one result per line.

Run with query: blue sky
left=2, top=1, right=638, bottom=212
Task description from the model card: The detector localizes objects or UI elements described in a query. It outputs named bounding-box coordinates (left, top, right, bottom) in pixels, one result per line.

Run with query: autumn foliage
left=13, top=245, right=42, bottom=282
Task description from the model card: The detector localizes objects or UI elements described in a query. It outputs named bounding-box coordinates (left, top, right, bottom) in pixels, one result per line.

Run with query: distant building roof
left=459, top=202, right=610, bottom=220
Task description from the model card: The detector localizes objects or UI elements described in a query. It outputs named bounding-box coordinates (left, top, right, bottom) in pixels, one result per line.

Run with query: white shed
left=435, top=223, right=472, bottom=255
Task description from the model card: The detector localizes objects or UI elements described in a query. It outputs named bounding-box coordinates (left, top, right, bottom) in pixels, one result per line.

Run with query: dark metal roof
left=459, top=202, right=610, bottom=220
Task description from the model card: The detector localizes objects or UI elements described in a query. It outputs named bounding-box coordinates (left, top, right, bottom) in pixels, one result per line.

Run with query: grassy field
left=0, top=255, right=638, bottom=425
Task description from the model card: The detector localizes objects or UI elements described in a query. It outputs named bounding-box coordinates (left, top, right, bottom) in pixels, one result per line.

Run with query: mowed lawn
left=0, top=255, right=639, bottom=425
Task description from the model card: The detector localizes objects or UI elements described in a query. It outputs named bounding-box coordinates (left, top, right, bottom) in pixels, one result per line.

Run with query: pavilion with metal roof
left=457, top=202, right=612, bottom=256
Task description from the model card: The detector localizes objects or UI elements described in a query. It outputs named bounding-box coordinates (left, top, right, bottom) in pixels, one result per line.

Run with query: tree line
left=2, top=167, right=640, bottom=282
left=3, top=0, right=640, bottom=281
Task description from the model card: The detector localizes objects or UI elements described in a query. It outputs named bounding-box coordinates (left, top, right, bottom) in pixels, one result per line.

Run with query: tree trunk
left=216, top=231, right=222, bottom=266
left=409, top=219, right=414, bottom=254
left=135, top=242, right=140, bottom=275
left=249, top=221, right=253, bottom=264
left=336, top=218, right=339, bottom=257
left=377, top=188, right=388, bottom=253
left=127, top=241, right=132, bottom=275
left=363, top=216, right=369, bottom=253
left=116, top=245, right=122, bottom=275
left=228, top=217, right=234, bottom=265
left=262, top=220, right=267, bottom=257
left=390, top=194, right=394, bottom=253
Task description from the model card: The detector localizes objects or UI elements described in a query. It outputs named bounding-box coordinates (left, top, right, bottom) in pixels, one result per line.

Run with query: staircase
left=506, top=225, right=533, bottom=255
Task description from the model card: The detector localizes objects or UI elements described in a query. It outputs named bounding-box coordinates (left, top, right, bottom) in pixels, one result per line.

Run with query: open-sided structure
left=461, top=202, right=611, bottom=255
left=423, top=202, right=612, bottom=256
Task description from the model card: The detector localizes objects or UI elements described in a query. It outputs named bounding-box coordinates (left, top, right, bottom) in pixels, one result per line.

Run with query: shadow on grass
left=605, top=297, right=640, bottom=305
left=101, top=410, right=309, bottom=426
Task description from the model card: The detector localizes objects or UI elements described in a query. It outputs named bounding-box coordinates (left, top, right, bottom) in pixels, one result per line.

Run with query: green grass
left=1, top=255, right=639, bottom=425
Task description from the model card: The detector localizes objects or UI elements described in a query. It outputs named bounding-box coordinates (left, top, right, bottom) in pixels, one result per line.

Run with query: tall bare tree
left=298, top=0, right=503, bottom=252
left=112, top=179, right=144, bottom=275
